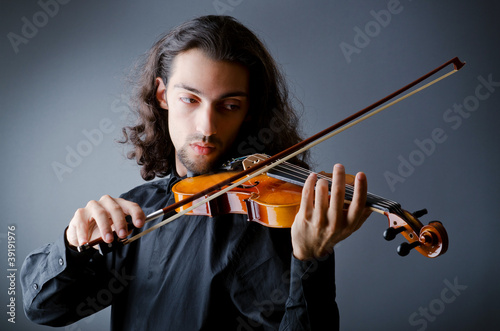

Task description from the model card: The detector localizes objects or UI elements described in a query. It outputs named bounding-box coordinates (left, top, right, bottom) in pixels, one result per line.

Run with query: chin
left=179, top=153, right=220, bottom=176
left=187, top=164, right=214, bottom=176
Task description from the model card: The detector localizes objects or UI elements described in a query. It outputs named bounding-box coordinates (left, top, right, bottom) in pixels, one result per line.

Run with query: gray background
left=1, top=0, right=499, bottom=330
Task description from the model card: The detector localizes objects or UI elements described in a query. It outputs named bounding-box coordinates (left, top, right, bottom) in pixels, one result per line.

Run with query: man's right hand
left=66, top=195, right=146, bottom=249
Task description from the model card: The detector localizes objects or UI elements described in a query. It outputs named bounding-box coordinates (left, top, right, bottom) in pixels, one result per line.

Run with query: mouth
left=190, top=142, right=216, bottom=155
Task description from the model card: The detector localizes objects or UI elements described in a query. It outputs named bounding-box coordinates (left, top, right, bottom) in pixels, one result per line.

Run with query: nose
left=195, top=104, right=217, bottom=136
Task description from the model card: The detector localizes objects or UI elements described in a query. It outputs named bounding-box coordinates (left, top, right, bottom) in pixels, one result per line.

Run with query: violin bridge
left=242, top=154, right=270, bottom=171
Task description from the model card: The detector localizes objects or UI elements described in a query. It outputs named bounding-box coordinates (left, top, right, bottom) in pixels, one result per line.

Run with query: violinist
left=21, top=15, right=372, bottom=330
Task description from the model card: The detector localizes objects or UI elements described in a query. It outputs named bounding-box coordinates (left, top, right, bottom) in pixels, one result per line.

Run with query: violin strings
left=277, top=159, right=403, bottom=213
left=253, top=155, right=403, bottom=214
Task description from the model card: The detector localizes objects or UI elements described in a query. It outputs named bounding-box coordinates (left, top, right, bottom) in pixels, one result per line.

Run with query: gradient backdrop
left=1, top=0, right=499, bottom=330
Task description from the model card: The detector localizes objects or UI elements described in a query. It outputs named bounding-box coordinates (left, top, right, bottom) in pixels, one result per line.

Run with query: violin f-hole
left=233, top=181, right=260, bottom=189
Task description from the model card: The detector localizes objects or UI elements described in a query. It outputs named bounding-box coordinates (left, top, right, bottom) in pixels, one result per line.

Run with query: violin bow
left=78, top=57, right=465, bottom=253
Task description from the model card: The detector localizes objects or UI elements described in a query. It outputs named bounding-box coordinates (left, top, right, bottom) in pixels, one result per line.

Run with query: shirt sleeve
left=279, top=252, right=339, bottom=331
left=20, top=229, right=110, bottom=326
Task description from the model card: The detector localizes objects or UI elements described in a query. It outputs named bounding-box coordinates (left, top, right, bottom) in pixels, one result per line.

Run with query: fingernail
left=106, top=233, right=113, bottom=242
left=119, top=229, right=127, bottom=238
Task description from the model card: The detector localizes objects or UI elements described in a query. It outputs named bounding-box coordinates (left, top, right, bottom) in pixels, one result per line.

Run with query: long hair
left=122, top=15, right=309, bottom=180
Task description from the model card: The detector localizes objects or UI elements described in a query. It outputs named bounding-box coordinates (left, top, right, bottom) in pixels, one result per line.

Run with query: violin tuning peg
left=412, top=208, right=428, bottom=219
left=397, top=241, right=420, bottom=257
left=383, top=226, right=405, bottom=241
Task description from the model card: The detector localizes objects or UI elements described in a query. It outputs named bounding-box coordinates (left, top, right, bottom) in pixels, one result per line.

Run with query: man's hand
left=66, top=195, right=146, bottom=249
left=291, top=164, right=372, bottom=261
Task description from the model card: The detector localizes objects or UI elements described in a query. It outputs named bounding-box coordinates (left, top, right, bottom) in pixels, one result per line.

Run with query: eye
left=220, top=99, right=242, bottom=111
left=223, top=104, right=240, bottom=111
left=180, top=97, right=197, bottom=104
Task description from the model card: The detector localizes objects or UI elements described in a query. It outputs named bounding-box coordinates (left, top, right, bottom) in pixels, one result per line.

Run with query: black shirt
left=21, top=171, right=339, bottom=330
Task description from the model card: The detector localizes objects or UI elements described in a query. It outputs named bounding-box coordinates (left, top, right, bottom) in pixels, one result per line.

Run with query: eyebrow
left=173, top=83, right=248, bottom=99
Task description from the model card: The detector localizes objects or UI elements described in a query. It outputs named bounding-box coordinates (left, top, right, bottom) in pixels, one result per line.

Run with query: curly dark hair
left=122, top=15, right=309, bottom=180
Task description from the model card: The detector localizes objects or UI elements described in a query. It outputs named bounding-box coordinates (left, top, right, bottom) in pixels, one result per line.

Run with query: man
left=21, top=15, right=371, bottom=330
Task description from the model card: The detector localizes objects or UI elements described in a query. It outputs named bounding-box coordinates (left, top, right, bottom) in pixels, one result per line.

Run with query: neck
left=267, top=161, right=402, bottom=215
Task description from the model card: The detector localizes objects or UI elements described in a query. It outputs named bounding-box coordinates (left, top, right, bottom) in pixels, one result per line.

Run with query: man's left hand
left=291, top=164, right=372, bottom=261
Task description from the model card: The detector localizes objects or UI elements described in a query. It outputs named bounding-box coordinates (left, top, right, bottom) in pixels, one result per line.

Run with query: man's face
left=162, top=48, right=250, bottom=177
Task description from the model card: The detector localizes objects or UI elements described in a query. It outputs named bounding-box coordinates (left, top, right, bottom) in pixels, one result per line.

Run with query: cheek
left=168, top=110, right=188, bottom=148
left=223, top=114, right=248, bottom=142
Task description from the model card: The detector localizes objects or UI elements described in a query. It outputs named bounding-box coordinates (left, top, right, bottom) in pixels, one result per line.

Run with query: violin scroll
left=416, top=221, right=449, bottom=257
left=383, top=209, right=448, bottom=258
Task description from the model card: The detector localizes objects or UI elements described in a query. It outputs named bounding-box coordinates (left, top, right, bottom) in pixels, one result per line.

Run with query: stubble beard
left=176, top=134, right=224, bottom=176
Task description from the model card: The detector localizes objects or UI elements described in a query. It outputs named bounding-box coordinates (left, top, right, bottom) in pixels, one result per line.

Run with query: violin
left=77, top=57, right=465, bottom=258
left=172, top=154, right=448, bottom=258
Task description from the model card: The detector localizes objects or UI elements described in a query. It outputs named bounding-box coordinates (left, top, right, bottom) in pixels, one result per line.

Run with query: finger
left=348, top=172, right=369, bottom=228
left=86, top=199, right=114, bottom=243
left=300, top=172, right=317, bottom=220
left=66, top=223, right=79, bottom=247
left=99, top=195, right=129, bottom=239
left=71, top=207, right=92, bottom=246
left=314, top=178, right=330, bottom=226
left=329, top=164, right=346, bottom=222
left=115, top=198, right=146, bottom=228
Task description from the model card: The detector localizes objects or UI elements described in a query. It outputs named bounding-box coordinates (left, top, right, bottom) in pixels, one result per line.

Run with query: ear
left=155, top=77, right=168, bottom=109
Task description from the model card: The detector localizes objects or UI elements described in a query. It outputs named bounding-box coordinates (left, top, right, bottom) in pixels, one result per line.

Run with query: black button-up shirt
left=21, top=172, right=339, bottom=330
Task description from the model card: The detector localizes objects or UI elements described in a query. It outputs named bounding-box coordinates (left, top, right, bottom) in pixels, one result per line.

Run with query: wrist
left=293, top=245, right=333, bottom=261
left=292, top=247, right=315, bottom=261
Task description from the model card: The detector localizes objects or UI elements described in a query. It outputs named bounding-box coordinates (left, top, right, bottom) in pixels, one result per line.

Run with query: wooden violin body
left=173, top=171, right=301, bottom=228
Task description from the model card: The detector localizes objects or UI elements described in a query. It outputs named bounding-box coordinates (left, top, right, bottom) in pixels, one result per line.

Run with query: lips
left=190, top=143, right=215, bottom=155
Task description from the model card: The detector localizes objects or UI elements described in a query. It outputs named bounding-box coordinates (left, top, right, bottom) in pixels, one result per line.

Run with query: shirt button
left=33, top=283, right=38, bottom=290
left=59, top=258, right=64, bottom=266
